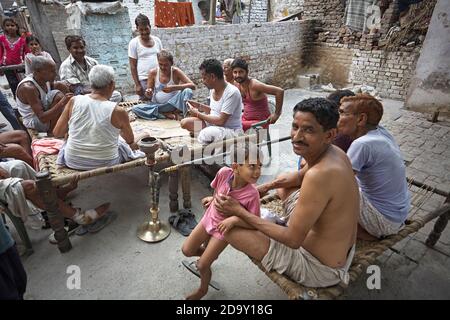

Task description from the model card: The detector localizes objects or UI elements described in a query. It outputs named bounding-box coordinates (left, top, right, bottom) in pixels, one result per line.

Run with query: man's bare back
left=298, top=145, right=359, bottom=268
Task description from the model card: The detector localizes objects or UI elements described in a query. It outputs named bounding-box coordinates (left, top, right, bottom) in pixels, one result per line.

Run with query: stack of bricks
left=302, top=0, right=344, bottom=43
left=360, top=31, right=381, bottom=50
left=338, top=27, right=362, bottom=46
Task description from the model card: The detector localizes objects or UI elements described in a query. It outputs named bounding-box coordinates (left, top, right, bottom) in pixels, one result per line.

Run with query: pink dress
left=201, top=167, right=261, bottom=240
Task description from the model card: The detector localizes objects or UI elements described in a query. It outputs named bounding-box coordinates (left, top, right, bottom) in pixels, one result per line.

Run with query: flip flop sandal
left=182, top=260, right=220, bottom=290
left=169, top=214, right=192, bottom=236
left=48, top=223, right=81, bottom=245
left=87, top=212, right=117, bottom=233
left=179, top=209, right=198, bottom=230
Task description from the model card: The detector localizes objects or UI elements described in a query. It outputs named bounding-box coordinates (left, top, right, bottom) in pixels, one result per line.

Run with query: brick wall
left=351, top=48, right=421, bottom=100
left=296, top=0, right=427, bottom=100
left=80, top=9, right=134, bottom=92
left=306, top=43, right=421, bottom=99
left=241, top=0, right=268, bottom=23
left=123, top=0, right=155, bottom=29
left=270, top=0, right=304, bottom=20
left=123, top=0, right=268, bottom=26
left=41, top=3, right=71, bottom=62
left=152, top=20, right=310, bottom=99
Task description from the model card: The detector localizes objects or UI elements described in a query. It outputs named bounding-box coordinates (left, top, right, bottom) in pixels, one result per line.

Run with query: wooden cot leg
left=426, top=197, right=450, bottom=247
left=168, top=169, right=179, bottom=213
left=181, top=166, right=191, bottom=209
left=35, top=171, right=72, bottom=253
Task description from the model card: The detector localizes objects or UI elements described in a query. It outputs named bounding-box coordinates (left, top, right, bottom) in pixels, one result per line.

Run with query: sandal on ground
left=72, top=203, right=110, bottom=225
left=178, top=209, right=198, bottom=230
left=181, top=260, right=220, bottom=290
left=87, top=211, right=117, bottom=233
left=48, top=222, right=81, bottom=245
left=168, top=214, right=192, bottom=236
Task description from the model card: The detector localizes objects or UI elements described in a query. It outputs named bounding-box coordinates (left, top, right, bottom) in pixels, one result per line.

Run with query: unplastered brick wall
left=302, top=0, right=344, bottom=40
left=270, top=0, right=304, bottom=19
left=80, top=9, right=134, bottom=92
left=152, top=20, right=309, bottom=100
left=351, top=48, right=421, bottom=99
left=124, top=0, right=267, bottom=26
left=298, top=0, right=424, bottom=100
left=307, top=43, right=421, bottom=99
left=241, top=0, right=268, bottom=23
left=123, top=0, right=155, bottom=29
left=41, top=3, right=71, bottom=62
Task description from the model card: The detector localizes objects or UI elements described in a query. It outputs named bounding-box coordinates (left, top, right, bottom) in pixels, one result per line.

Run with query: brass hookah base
left=137, top=207, right=171, bottom=242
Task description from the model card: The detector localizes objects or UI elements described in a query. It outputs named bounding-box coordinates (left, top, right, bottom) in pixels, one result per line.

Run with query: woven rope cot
left=252, top=178, right=450, bottom=300
left=27, top=101, right=202, bottom=186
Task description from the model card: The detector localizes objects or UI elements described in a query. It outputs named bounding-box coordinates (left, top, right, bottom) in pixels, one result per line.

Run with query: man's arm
left=145, top=69, right=157, bottom=99
left=257, top=165, right=308, bottom=196
left=169, top=68, right=196, bottom=91
left=111, top=107, right=136, bottom=148
left=220, top=168, right=328, bottom=249
left=252, top=80, right=284, bottom=124
left=19, top=84, right=68, bottom=124
left=187, top=100, right=210, bottom=113
left=190, top=107, right=230, bottom=126
left=53, top=97, right=74, bottom=138
left=129, top=57, right=143, bottom=97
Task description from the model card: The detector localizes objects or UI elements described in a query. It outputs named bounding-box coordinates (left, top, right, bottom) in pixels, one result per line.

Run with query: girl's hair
left=135, top=13, right=150, bottom=28
left=2, top=18, right=20, bottom=36
left=26, top=35, right=40, bottom=46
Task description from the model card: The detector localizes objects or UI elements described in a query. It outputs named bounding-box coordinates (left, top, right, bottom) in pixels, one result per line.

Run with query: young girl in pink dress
left=0, top=18, right=29, bottom=98
left=182, top=142, right=263, bottom=299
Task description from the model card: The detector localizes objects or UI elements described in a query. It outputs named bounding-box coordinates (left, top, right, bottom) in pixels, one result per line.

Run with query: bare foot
left=78, top=202, right=111, bottom=225
left=161, top=112, right=177, bottom=120
left=93, top=202, right=110, bottom=220
left=185, top=288, right=207, bottom=300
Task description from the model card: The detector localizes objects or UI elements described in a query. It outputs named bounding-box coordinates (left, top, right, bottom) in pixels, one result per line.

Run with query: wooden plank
left=24, top=0, right=61, bottom=66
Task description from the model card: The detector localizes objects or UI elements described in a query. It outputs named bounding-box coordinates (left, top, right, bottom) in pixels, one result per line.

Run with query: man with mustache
left=231, top=58, right=284, bottom=132
left=59, top=35, right=122, bottom=102
left=215, top=98, right=359, bottom=288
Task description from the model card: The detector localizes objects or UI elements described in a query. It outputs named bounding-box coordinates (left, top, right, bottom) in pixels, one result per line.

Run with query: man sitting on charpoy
left=132, top=49, right=196, bottom=121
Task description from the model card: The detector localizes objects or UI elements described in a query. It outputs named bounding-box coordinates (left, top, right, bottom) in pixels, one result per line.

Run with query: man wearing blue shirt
left=337, top=94, right=410, bottom=240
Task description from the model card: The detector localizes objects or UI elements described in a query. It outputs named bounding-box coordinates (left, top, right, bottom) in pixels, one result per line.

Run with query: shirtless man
left=16, top=56, right=72, bottom=133
left=232, top=58, right=284, bottom=131
left=215, top=98, right=360, bottom=287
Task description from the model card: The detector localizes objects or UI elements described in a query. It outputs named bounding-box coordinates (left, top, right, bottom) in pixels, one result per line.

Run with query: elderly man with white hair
left=16, top=56, right=72, bottom=133
left=54, top=65, right=144, bottom=171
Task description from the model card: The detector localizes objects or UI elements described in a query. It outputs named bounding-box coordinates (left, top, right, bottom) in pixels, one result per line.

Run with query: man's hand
left=135, top=83, right=144, bottom=96
left=214, top=194, right=243, bottom=217
left=201, top=196, right=214, bottom=209
left=267, top=113, right=280, bottom=124
left=187, top=102, right=199, bottom=117
left=129, top=142, right=139, bottom=150
left=257, top=182, right=273, bottom=198
left=0, top=167, right=10, bottom=179
left=217, top=216, right=238, bottom=235
left=162, top=85, right=177, bottom=93
left=144, top=87, right=153, bottom=99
